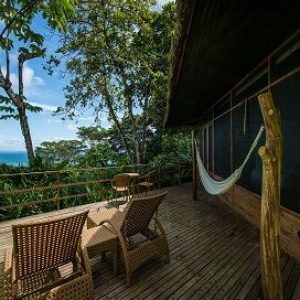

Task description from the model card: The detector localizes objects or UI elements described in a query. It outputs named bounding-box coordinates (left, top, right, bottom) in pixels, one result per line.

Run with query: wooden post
left=191, top=130, right=198, bottom=200
left=258, top=92, right=282, bottom=300
left=56, top=172, right=62, bottom=210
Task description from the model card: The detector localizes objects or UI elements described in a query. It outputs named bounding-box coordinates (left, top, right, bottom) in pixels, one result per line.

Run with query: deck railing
left=0, top=161, right=192, bottom=221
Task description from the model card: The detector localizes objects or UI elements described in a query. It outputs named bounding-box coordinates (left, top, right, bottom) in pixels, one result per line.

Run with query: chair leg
left=165, top=252, right=170, bottom=264
left=126, top=269, right=132, bottom=288
left=101, top=252, right=106, bottom=262
left=113, top=251, right=118, bottom=277
left=114, top=190, right=118, bottom=208
left=145, top=186, right=149, bottom=196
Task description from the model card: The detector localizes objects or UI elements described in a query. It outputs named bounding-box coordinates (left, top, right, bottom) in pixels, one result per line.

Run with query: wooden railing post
left=258, top=92, right=282, bottom=300
left=56, top=173, right=62, bottom=210
left=192, top=130, right=198, bottom=200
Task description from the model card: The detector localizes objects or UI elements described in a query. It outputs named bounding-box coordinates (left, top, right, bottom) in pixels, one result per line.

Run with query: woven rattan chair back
left=121, top=191, right=167, bottom=238
left=147, top=170, right=158, bottom=183
left=113, top=173, right=131, bottom=188
left=12, top=211, right=88, bottom=280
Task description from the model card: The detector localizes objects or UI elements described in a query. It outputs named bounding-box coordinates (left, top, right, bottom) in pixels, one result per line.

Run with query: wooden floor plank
left=174, top=228, right=258, bottom=300
left=285, top=263, right=300, bottom=300
left=202, top=244, right=260, bottom=299
left=292, top=276, right=300, bottom=300
left=1, top=182, right=300, bottom=300
left=95, top=206, right=241, bottom=299
left=121, top=218, right=247, bottom=300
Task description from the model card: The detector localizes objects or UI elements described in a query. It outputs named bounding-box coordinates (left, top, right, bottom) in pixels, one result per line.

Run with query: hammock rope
left=194, top=126, right=265, bottom=195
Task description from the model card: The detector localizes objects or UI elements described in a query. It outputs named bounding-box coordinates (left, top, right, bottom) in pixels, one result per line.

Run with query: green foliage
left=0, top=130, right=192, bottom=221
left=150, top=132, right=192, bottom=185
left=35, top=140, right=87, bottom=165
left=0, top=1, right=194, bottom=221
left=0, top=0, right=76, bottom=161
left=77, top=142, right=124, bottom=167
left=34, top=126, right=132, bottom=168
left=54, top=0, right=176, bottom=164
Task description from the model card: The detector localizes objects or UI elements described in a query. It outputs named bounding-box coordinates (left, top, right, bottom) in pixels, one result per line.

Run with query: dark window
left=271, top=37, right=300, bottom=82
left=232, top=64, right=268, bottom=107
left=214, top=97, right=230, bottom=119
left=232, top=100, right=264, bottom=194
left=214, top=114, right=231, bottom=178
left=272, top=72, right=300, bottom=213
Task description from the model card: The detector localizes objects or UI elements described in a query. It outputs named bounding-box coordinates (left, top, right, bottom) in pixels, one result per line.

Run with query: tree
left=56, top=0, right=176, bottom=164
left=0, top=0, right=76, bottom=162
left=77, top=143, right=125, bottom=167
left=77, top=126, right=108, bottom=148
left=35, top=139, right=86, bottom=165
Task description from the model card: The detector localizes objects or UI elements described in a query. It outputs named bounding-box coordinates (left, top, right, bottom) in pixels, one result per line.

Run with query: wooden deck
left=1, top=183, right=300, bottom=299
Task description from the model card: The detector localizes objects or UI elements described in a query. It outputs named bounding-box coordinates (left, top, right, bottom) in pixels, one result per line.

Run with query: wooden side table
left=123, top=172, right=140, bottom=196
left=82, top=225, right=118, bottom=276
left=87, top=207, right=119, bottom=228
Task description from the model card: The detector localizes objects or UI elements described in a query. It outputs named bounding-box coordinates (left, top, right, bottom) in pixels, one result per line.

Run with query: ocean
left=0, top=151, right=28, bottom=166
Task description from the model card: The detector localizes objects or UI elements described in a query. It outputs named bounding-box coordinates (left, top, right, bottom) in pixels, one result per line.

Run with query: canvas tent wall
left=199, top=31, right=300, bottom=213
left=165, top=0, right=300, bottom=127
left=165, top=0, right=300, bottom=212
left=164, top=0, right=300, bottom=264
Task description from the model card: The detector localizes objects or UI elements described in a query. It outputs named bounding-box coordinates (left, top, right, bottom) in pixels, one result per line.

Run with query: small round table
left=82, top=225, right=118, bottom=277
left=123, top=173, right=139, bottom=195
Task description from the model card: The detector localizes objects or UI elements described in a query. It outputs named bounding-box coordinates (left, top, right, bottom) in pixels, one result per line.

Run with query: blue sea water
left=0, top=151, right=28, bottom=166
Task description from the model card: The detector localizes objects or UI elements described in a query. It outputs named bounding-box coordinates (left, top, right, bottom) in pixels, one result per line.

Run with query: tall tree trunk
left=134, top=140, right=141, bottom=165
left=18, top=106, right=34, bottom=162
left=0, top=69, right=35, bottom=163
left=103, top=84, right=134, bottom=162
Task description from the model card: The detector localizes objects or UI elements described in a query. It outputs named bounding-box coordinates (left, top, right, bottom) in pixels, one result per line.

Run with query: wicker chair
left=3, top=211, right=94, bottom=300
left=112, top=173, right=131, bottom=207
left=138, top=170, right=159, bottom=196
left=92, top=191, right=169, bottom=286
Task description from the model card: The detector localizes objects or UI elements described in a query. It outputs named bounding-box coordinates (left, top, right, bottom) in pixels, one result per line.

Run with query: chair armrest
left=47, top=265, right=95, bottom=300
left=80, top=246, right=93, bottom=276
left=95, top=209, right=125, bottom=226
left=104, top=211, right=124, bottom=235
left=4, top=246, right=13, bottom=300
left=138, top=175, right=149, bottom=182
left=153, top=216, right=166, bottom=236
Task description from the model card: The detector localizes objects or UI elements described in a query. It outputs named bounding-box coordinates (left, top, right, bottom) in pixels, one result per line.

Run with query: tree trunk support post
left=258, top=92, right=282, bottom=300
left=191, top=130, right=198, bottom=201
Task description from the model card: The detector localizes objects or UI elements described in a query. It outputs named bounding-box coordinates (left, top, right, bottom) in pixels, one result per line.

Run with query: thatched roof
left=164, top=0, right=300, bottom=128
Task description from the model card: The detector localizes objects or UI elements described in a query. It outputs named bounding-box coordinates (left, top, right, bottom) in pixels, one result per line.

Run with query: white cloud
left=0, top=135, right=80, bottom=151
left=47, top=118, right=61, bottom=124
left=0, top=137, right=25, bottom=151
left=10, top=73, right=18, bottom=86
left=28, top=101, right=57, bottom=112
left=1, top=63, right=44, bottom=89
left=23, top=64, right=45, bottom=88
left=159, top=0, right=174, bottom=4
left=0, top=67, right=18, bottom=86
left=0, top=136, right=43, bottom=151
left=154, top=0, right=174, bottom=10
left=53, top=136, right=75, bottom=141
left=77, top=116, right=94, bottom=121
left=66, top=124, right=77, bottom=131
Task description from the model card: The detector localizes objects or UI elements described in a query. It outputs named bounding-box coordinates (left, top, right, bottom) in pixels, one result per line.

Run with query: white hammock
left=194, top=126, right=265, bottom=195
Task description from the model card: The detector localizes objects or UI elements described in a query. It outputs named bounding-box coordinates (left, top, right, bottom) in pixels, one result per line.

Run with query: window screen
left=272, top=72, right=300, bottom=213
left=232, top=100, right=264, bottom=194
left=214, top=114, right=231, bottom=178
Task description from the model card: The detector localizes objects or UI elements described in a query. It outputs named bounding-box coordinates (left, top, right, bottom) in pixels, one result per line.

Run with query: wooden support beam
left=191, top=130, right=198, bottom=200
left=258, top=92, right=282, bottom=300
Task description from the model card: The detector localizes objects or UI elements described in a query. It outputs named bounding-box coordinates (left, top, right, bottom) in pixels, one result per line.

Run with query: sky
left=0, top=0, right=173, bottom=152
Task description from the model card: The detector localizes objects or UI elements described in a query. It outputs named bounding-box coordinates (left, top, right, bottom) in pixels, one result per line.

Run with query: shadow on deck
left=0, top=183, right=300, bottom=299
